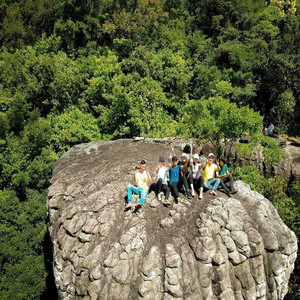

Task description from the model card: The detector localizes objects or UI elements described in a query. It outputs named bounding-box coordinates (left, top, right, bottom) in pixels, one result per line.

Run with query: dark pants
left=193, top=176, right=204, bottom=193
left=150, top=178, right=170, bottom=200
left=219, top=175, right=234, bottom=193
left=169, top=176, right=190, bottom=201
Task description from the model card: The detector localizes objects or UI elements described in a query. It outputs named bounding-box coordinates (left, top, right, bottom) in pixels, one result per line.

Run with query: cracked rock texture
left=47, top=139, right=297, bottom=299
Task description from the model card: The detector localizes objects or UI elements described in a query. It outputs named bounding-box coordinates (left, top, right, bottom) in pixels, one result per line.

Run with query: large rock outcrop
left=47, top=139, right=297, bottom=299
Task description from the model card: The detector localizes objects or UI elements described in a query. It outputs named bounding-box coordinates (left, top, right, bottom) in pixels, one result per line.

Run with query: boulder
left=47, top=139, right=297, bottom=299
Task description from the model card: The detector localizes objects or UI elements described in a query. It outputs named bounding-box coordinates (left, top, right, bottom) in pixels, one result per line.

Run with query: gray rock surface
left=47, top=139, right=297, bottom=299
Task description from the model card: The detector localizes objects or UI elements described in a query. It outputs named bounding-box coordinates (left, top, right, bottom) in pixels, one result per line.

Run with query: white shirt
left=136, top=171, right=150, bottom=190
left=157, top=166, right=168, bottom=184
left=192, top=163, right=203, bottom=179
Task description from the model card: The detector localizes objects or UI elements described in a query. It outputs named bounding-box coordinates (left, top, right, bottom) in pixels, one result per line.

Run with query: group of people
left=124, top=152, right=237, bottom=212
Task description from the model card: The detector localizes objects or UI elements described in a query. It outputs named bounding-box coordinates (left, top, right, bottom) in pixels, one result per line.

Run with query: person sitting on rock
left=168, top=155, right=190, bottom=203
left=191, top=154, right=204, bottom=199
left=125, top=160, right=152, bottom=211
left=149, top=156, right=171, bottom=206
left=203, top=153, right=220, bottom=196
left=216, top=158, right=237, bottom=196
left=178, top=153, right=192, bottom=199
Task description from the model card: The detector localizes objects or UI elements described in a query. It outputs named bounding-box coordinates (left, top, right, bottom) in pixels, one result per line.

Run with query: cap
left=208, top=153, right=214, bottom=158
left=193, top=154, right=199, bottom=159
left=181, top=153, right=188, bottom=158
left=159, top=156, right=164, bottom=162
left=172, top=156, right=178, bottom=161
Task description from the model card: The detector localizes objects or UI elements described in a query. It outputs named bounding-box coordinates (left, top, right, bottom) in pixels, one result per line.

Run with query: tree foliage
left=180, top=97, right=263, bottom=158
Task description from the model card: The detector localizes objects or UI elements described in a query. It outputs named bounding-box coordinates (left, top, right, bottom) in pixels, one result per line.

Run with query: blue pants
left=127, top=185, right=148, bottom=205
left=204, top=178, right=220, bottom=191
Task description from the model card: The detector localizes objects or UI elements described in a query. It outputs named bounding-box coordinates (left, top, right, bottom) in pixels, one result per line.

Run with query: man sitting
left=168, top=155, right=190, bottom=203
left=150, top=156, right=171, bottom=206
left=216, top=158, right=237, bottom=196
left=125, top=160, right=152, bottom=211
left=203, top=153, right=220, bottom=196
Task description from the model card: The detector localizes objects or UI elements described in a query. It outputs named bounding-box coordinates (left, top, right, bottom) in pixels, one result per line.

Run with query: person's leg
left=204, top=179, right=214, bottom=190
left=156, top=178, right=163, bottom=200
left=212, top=178, right=220, bottom=191
left=219, top=178, right=231, bottom=195
left=125, top=185, right=139, bottom=210
left=193, top=178, right=200, bottom=193
left=187, top=174, right=195, bottom=196
left=157, top=178, right=163, bottom=192
left=181, top=175, right=192, bottom=198
left=195, top=177, right=204, bottom=199
left=138, top=188, right=148, bottom=205
left=162, top=184, right=170, bottom=200
left=169, top=182, right=179, bottom=202
left=149, top=183, right=157, bottom=194
left=204, top=179, right=219, bottom=195
left=127, top=185, right=139, bottom=203
left=227, top=175, right=237, bottom=193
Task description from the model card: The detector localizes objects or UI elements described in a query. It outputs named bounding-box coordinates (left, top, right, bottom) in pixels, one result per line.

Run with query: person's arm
left=134, top=169, right=138, bottom=184
left=216, top=170, right=222, bottom=178
left=216, top=160, right=221, bottom=171
left=225, top=165, right=230, bottom=176
left=155, top=165, right=160, bottom=173
left=180, top=159, right=189, bottom=170
left=146, top=168, right=152, bottom=185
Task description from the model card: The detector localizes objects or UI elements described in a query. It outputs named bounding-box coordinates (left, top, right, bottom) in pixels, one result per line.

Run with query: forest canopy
left=0, top=0, right=299, bottom=299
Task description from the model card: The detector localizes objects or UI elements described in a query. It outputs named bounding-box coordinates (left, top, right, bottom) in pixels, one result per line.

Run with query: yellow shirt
left=203, top=163, right=218, bottom=181
left=136, top=171, right=150, bottom=190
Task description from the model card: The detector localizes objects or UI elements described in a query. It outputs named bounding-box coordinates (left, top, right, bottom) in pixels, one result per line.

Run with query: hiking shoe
left=135, top=203, right=142, bottom=210
left=163, top=200, right=171, bottom=207
left=124, top=204, right=132, bottom=212
left=187, top=193, right=192, bottom=199
left=231, top=190, right=238, bottom=194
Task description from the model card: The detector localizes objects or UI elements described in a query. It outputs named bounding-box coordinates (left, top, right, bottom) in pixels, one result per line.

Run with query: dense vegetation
left=0, top=0, right=299, bottom=298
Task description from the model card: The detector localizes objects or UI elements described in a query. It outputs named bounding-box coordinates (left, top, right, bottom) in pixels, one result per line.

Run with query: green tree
left=180, top=96, right=263, bottom=158
left=271, top=90, right=296, bottom=133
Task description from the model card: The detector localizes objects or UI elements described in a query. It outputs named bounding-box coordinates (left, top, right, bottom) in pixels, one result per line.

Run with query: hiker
left=125, top=160, right=152, bottom=211
left=178, top=153, right=193, bottom=198
left=191, top=154, right=204, bottom=199
left=150, top=156, right=171, bottom=206
left=216, top=158, right=237, bottom=196
left=203, top=153, right=220, bottom=196
left=168, top=155, right=190, bottom=203
left=268, top=123, right=274, bottom=135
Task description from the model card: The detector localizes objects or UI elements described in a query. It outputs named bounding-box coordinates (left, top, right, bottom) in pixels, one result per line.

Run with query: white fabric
left=157, top=166, right=168, bottom=184
left=192, top=163, right=203, bottom=179
left=136, top=171, right=150, bottom=190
